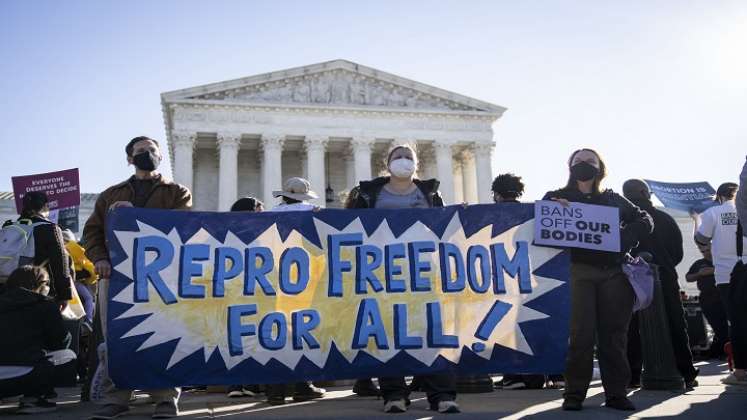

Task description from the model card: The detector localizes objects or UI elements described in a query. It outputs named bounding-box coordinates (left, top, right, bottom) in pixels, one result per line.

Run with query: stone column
left=461, top=148, right=478, bottom=204
left=344, top=147, right=356, bottom=190
left=171, top=131, right=195, bottom=192
left=453, top=159, right=465, bottom=204
left=304, top=135, right=328, bottom=207
left=217, top=133, right=241, bottom=211
left=434, top=141, right=455, bottom=204
left=418, top=147, right=436, bottom=180
left=261, top=133, right=285, bottom=208
left=474, top=142, right=494, bottom=204
left=351, top=137, right=374, bottom=184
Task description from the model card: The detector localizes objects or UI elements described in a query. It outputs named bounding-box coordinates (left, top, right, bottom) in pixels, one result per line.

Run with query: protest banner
left=105, top=204, right=570, bottom=388
left=11, top=168, right=81, bottom=213
left=533, top=200, right=621, bottom=252
left=644, top=180, right=716, bottom=213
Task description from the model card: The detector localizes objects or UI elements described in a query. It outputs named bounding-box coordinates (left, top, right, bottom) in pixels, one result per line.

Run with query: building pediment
left=162, top=60, right=506, bottom=115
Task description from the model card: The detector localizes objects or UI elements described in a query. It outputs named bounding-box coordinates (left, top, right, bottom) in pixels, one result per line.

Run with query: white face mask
left=39, top=285, right=50, bottom=296
left=389, top=158, right=416, bottom=178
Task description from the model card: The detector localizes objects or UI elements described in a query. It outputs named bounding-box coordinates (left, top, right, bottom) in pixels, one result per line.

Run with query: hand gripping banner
left=105, top=204, right=570, bottom=388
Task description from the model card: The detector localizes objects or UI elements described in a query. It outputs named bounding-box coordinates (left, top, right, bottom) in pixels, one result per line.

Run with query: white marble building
left=160, top=60, right=507, bottom=211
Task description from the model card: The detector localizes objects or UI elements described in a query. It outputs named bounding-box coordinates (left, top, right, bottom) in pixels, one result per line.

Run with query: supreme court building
left=161, top=60, right=507, bottom=210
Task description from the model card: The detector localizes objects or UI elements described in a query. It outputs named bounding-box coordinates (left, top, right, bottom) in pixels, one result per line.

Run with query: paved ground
left=1, top=359, right=744, bottom=419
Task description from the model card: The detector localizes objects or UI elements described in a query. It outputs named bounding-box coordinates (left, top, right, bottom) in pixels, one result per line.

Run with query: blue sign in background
left=645, top=180, right=716, bottom=213
left=105, top=204, right=570, bottom=389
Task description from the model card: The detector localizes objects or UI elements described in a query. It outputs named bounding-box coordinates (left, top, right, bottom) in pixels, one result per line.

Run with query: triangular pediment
left=162, top=60, right=505, bottom=114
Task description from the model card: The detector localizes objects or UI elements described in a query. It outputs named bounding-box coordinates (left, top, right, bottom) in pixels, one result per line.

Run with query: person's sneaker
left=17, top=398, right=57, bottom=414
left=89, top=404, right=130, bottom=419
left=152, top=401, right=179, bottom=419
left=686, top=379, right=699, bottom=389
left=383, top=399, right=408, bottom=413
left=546, top=375, right=565, bottom=389
left=437, top=401, right=461, bottom=413
left=227, top=385, right=246, bottom=398
left=353, top=378, right=381, bottom=397
left=605, top=396, right=636, bottom=411
left=495, top=377, right=525, bottom=390
left=561, top=398, right=583, bottom=411
left=721, top=373, right=747, bottom=386
left=293, top=383, right=325, bottom=401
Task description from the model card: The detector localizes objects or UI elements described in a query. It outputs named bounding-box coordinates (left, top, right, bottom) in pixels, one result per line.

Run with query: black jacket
left=3, top=216, right=71, bottom=301
left=0, top=288, right=69, bottom=365
left=542, top=188, right=654, bottom=266
left=347, top=177, right=445, bottom=209
left=630, top=198, right=684, bottom=280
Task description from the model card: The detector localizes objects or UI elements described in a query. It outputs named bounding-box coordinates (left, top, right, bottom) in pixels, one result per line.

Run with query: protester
left=230, top=196, right=265, bottom=213
left=224, top=197, right=264, bottom=399
left=270, top=177, right=318, bottom=212
left=1, top=192, right=72, bottom=304
left=622, top=179, right=698, bottom=388
left=264, top=184, right=326, bottom=405
left=83, top=136, right=192, bottom=419
left=544, top=149, right=653, bottom=411
left=0, top=266, right=72, bottom=414
left=347, top=144, right=458, bottom=414
left=686, top=243, right=729, bottom=359
left=61, top=229, right=96, bottom=330
left=491, top=173, right=524, bottom=203
left=491, top=174, right=564, bottom=389
left=694, top=182, right=747, bottom=386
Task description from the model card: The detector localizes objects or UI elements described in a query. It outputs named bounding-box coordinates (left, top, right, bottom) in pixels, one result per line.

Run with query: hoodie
left=0, top=288, right=69, bottom=365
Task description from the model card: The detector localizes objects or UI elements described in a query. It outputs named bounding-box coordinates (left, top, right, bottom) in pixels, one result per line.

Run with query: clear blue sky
left=1, top=0, right=745, bottom=201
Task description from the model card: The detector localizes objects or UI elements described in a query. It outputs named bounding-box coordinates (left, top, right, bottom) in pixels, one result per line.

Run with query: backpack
left=0, top=219, right=50, bottom=282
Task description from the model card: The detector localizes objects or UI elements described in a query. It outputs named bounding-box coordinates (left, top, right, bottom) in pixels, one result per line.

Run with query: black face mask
left=132, top=151, right=160, bottom=171
left=570, top=161, right=599, bottom=182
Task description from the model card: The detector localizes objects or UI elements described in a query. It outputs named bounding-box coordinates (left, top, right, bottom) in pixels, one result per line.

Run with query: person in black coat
left=0, top=266, right=71, bottom=414
left=622, top=179, right=698, bottom=387
left=544, top=149, right=653, bottom=412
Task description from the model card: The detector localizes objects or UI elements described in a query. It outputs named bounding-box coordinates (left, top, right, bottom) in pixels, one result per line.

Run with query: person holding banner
left=83, top=136, right=192, bottom=420
left=347, top=144, right=459, bottom=414
left=543, top=148, right=653, bottom=411
left=491, top=173, right=524, bottom=204
left=228, top=192, right=327, bottom=404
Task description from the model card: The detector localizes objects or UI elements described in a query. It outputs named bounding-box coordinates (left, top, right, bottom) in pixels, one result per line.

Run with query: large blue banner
left=105, top=204, right=570, bottom=388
